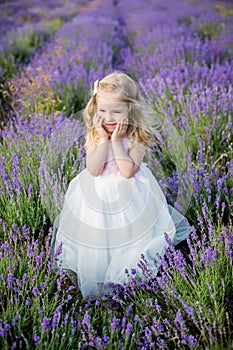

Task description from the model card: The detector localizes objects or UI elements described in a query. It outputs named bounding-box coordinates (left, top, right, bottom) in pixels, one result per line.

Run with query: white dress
left=52, top=137, right=190, bottom=299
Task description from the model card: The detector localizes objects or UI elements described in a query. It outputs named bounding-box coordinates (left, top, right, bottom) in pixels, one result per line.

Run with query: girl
left=52, top=71, right=191, bottom=300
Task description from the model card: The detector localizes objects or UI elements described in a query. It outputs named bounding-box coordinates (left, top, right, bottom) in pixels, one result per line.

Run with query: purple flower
left=145, top=326, right=152, bottom=341
left=52, top=312, right=60, bottom=328
left=56, top=278, right=62, bottom=291
left=95, top=299, right=101, bottom=306
left=64, top=313, right=69, bottom=325
left=12, top=315, right=19, bottom=326
left=0, top=322, right=6, bottom=336
left=103, top=334, right=110, bottom=343
left=40, top=317, right=50, bottom=333
left=33, top=334, right=40, bottom=346
left=125, top=323, right=133, bottom=340
left=121, top=316, right=127, bottom=328
left=110, top=317, right=121, bottom=333
left=23, top=273, right=29, bottom=283
left=187, top=335, right=198, bottom=347
left=32, top=286, right=40, bottom=297
left=174, top=309, right=184, bottom=325
left=7, top=272, right=14, bottom=286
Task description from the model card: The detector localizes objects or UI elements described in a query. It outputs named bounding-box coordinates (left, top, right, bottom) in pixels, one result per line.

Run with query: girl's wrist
left=111, top=136, right=123, bottom=142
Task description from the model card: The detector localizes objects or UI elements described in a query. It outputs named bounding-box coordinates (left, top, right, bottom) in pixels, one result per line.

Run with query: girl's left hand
left=111, top=117, right=128, bottom=141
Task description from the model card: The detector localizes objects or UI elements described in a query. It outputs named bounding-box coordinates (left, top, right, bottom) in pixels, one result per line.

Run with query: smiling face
left=97, top=93, right=129, bottom=133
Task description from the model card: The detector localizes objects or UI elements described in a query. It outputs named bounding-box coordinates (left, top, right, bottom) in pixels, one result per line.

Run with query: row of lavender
left=0, top=0, right=89, bottom=121
left=0, top=0, right=233, bottom=348
left=0, top=0, right=85, bottom=39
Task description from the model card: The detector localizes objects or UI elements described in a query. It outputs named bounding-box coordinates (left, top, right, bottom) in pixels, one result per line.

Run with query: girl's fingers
left=115, top=120, right=127, bottom=136
left=120, top=117, right=127, bottom=130
left=120, top=117, right=128, bottom=130
left=94, top=115, right=103, bottom=127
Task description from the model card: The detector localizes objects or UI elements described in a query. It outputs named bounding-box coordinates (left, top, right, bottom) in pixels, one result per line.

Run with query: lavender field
left=0, top=0, right=233, bottom=348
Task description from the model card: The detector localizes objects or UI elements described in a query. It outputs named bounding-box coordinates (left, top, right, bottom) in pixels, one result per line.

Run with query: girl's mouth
left=105, top=123, right=117, bottom=127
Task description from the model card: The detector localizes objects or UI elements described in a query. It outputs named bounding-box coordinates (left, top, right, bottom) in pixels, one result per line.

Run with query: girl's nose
left=105, top=115, right=114, bottom=121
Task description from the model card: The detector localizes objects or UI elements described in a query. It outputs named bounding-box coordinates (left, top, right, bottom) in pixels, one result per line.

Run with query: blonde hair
left=83, top=71, right=151, bottom=152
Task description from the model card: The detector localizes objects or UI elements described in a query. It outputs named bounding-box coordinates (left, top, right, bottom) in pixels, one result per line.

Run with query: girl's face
left=97, top=93, right=129, bottom=133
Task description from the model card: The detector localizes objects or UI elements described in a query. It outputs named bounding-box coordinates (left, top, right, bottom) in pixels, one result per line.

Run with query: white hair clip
left=93, top=79, right=99, bottom=95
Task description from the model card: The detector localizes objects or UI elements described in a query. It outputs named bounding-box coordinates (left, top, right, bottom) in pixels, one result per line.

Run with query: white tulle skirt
left=52, top=162, right=190, bottom=299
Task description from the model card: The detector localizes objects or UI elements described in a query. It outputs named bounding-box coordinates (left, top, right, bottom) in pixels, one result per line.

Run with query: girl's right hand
left=93, top=114, right=108, bottom=140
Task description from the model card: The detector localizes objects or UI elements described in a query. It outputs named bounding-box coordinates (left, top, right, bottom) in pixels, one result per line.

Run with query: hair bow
left=93, top=79, right=99, bottom=95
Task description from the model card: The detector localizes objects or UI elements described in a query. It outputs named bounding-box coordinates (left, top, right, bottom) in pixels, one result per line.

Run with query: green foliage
left=125, top=29, right=141, bottom=50
left=215, top=4, right=233, bottom=17
left=0, top=29, right=50, bottom=83
left=197, top=22, right=224, bottom=41
left=178, top=16, right=193, bottom=25
left=0, top=52, right=17, bottom=80
left=0, top=10, right=13, bottom=17
left=42, top=18, right=64, bottom=34
left=11, top=30, right=50, bottom=62
left=54, top=82, right=87, bottom=116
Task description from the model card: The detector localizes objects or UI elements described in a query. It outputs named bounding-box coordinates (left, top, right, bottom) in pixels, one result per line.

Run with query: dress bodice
left=103, top=137, right=132, bottom=175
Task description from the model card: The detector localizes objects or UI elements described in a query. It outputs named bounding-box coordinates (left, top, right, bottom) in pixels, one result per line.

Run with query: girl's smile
left=103, top=122, right=118, bottom=132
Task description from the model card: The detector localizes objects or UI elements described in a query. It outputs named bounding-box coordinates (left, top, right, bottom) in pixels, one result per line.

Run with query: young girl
left=52, top=71, right=191, bottom=300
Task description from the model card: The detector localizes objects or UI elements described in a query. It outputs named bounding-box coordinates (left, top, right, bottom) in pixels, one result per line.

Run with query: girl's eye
left=114, top=111, right=121, bottom=114
left=99, top=110, right=105, bottom=113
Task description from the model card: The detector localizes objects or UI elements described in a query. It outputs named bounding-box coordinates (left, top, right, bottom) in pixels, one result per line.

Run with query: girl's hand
left=111, top=117, right=128, bottom=141
left=93, top=113, right=108, bottom=140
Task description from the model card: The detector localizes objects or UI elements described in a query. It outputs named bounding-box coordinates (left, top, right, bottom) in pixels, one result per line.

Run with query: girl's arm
left=86, top=114, right=109, bottom=176
left=111, top=117, right=145, bottom=178
left=112, top=140, right=145, bottom=178
left=86, top=138, right=108, bottom=176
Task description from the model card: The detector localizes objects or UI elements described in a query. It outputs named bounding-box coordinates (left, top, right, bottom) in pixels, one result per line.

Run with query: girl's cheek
left=116, top=114, right=123, bottom=122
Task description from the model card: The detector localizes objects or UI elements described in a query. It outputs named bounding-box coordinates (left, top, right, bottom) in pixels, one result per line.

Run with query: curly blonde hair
left=83, top=71, right=151, bottom=152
